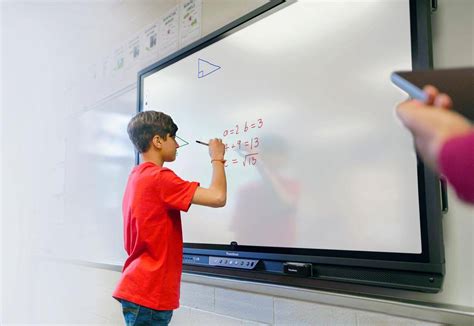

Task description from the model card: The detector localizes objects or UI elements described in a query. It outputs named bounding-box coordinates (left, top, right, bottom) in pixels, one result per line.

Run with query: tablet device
left=391, top=67, right=474, bottom=121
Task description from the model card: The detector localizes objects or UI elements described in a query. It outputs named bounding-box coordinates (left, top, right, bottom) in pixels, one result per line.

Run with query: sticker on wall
left=142, top=21, right=160, bottom=59
left=179, top=0, right=202, bottom=48
left=127, top=35, right=141, bottom=67
left=113, top=45, right=126, bottom=72
left=101, top=55, right=111, bottom=79
left=158, top=5, right=179, bottom=58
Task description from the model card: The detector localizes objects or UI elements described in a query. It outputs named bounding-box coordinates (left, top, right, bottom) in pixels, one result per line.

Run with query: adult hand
left=396, top=85, right=473, bottom=171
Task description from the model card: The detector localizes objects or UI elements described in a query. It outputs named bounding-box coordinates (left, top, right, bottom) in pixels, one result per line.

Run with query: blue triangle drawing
left=198, top=58, right=221, bottom=78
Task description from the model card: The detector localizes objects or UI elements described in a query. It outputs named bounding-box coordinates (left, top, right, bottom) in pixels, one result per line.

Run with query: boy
left=113, top=111, right=227, bottom=325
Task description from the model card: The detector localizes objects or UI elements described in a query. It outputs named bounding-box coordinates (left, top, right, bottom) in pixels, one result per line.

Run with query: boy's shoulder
left=134, top=163, right=180, bottom=180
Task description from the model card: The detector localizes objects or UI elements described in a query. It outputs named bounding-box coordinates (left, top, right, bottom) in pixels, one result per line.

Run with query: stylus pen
left=390, top=73, right=429, bottom=102
left=196, top=140, right=209, bottom=146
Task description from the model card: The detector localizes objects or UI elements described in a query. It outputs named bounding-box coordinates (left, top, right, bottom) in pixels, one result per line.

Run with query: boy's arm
left=192, top=138, right=227, bottom=208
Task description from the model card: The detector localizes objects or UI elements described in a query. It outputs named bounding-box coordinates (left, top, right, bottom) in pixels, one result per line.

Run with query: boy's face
left=162, top=134, right=179, bottom=162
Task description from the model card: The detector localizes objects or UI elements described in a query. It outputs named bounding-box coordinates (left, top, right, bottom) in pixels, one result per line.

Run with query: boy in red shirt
left=113, top=111, right=227, bottom=325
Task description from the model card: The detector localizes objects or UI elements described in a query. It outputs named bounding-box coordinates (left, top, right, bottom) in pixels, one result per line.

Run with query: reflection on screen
left=63, top=89, right=136, bottom=263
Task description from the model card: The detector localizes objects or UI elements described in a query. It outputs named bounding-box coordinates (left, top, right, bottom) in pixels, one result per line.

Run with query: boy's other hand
left=396, top=85, right=472, bottom=172
left=208, top=138, right=225, bottom=160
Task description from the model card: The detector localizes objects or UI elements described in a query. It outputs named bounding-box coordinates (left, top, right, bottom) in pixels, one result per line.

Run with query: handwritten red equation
left=224, top=152, right=259, bottom=168
left=222, top=118, right=264, bottom=137
left=224, top=137, right=260, bottom=151
left=221, top=118, right=264, bottom=168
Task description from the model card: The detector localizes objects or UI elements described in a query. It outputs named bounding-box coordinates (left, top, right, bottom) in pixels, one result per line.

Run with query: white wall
left=1, top=0, right=472, bottom=324
left=406, top=0, right=474, bottom=307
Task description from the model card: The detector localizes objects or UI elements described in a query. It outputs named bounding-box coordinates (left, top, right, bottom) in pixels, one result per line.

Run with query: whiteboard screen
left=143, top=0, right=421, bottom=254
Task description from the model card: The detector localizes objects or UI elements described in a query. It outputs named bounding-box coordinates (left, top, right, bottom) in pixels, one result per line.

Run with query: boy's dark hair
left=127, top=111, right=178, bottom=153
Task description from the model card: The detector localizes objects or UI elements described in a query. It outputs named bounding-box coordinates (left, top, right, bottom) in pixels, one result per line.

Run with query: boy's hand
left=193, top=138, right=227, bottom=207
left=208, top=138, right=225, bottom=160
left=396, top=85, right=473, bottom=172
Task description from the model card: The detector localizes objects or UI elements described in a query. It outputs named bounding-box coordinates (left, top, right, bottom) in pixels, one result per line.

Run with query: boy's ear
left=152, top=135, right=163, bottom=149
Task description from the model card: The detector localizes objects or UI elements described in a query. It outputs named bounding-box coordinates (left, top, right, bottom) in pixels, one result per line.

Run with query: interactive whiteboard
left=142, top=0, right=421, bottom=254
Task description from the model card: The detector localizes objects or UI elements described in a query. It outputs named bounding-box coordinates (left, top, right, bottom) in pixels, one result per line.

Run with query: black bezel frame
left=137, top=0, right=444, bottom=292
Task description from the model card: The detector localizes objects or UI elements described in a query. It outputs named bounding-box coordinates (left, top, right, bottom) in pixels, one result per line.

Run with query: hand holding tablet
left=391, top=67, right=473, bottom=121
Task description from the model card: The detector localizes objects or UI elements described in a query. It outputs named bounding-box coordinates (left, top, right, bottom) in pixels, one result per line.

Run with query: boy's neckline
left=135, top=161, right=167, bottom=169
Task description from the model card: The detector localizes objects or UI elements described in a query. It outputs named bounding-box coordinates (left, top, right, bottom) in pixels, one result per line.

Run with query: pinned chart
left=198, top=58, right=221, bottom=78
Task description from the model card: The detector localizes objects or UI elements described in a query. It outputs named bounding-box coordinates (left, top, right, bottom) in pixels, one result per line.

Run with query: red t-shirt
left=113, top=162, right=199, bottom=310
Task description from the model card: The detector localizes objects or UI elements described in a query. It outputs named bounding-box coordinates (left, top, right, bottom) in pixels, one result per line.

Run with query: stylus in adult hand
left=391, top=72, right=429, bottom=102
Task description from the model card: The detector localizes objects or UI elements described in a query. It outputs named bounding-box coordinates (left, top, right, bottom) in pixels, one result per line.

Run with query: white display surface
left=144, top=0, right=422, bottom=253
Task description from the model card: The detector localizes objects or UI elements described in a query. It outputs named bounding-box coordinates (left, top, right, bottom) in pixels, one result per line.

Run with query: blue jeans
left=120, top=299, right=173, bottom=326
